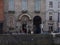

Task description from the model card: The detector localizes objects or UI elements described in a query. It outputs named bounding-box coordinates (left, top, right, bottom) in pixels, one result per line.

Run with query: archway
left=33, top=16, right=42, bottom=34
left=19, top=14, right=31, bottom=20
left=21, top=16, right=29, bottom=33
left=19, top=15, right=31, bottom=34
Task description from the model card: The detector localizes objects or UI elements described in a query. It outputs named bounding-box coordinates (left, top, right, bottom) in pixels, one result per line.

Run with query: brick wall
left=0, top=0, right=4, bottom=22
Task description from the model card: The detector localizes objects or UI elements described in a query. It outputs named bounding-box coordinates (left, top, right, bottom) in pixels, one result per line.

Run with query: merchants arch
left=18, top=14, right=32, bottom=34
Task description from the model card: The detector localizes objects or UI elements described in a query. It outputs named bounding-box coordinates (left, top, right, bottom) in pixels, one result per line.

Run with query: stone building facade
left=46, top=0, right=60, bottom=33
left=3, top=0, right=46, bottom=34
left=2, top=0, right=59, bottom=34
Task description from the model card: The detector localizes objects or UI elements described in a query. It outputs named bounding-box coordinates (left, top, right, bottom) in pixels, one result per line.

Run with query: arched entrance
left=19, top=15, right=31, bottom=34
left=33, top=16, right=42, bottom=34
left=21, top=16, right=29, bottom=33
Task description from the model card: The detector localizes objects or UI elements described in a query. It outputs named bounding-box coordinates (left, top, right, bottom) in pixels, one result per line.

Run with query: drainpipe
left=58, top=12, right=59, bottom=32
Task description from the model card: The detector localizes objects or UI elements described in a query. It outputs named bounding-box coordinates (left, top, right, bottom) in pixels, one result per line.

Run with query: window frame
left=58, top=2, right=60, bottom=8
left=8, top=0, right=15, bottom=11
left=34, top=0, right=41, bottom=11
left=49, top=12, right=53, bottom=15
left=21, top=0, right=28, bottom=11
left=49, top=16, right=52, bottom=20
left=49, top=1, right=53, bottom=8
left=49, top=25, right=53, bottom=32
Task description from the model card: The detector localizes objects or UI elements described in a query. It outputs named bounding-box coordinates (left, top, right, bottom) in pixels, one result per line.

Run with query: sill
left=34, top=11, right=40, bottom=13
left=8, top=11, right=15, bottom=14
left=21, top=10, right=28, bottom=13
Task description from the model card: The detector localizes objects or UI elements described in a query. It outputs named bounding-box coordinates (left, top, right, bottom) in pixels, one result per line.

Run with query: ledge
left=21, top=10, right=28, bottom=13
left=34, top=11, right=40, bottom=13
left=8, top=11, right=15, bottom=14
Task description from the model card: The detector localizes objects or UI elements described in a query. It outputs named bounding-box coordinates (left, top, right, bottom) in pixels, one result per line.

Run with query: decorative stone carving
left=18, top=14, right=32, bottom=21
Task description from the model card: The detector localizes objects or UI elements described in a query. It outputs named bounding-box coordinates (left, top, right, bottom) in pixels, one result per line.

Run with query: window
left=49, top=26, right=53, bottom=32
left=58, top=2, right=60, bottom=8
left=22, top=0, right=27, bottom=11
left=8, top=0, right=14, bottom=11
left=49, top=1, right=53, bottom=8
left=35, top=0, right=40, bottom=11
left=49, top=16, right=52, bottom=20
left=49, top=12, right=53, bottom=15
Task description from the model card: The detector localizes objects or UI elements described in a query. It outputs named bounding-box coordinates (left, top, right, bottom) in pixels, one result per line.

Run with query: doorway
left=0, top=23, right=3, bottom=34
left=33, top=16, right=42, bottom=34
left=20, top=15, right=31, bottom=34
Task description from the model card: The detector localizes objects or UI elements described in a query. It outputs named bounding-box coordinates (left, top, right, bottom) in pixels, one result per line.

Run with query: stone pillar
left=26, top=24, right=28, bottom=34
left=41, top=24, right=43, bottom=34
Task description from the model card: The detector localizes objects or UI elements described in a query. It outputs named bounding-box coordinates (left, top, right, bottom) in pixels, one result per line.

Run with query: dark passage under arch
left=33, top=16, right=42, bottom=34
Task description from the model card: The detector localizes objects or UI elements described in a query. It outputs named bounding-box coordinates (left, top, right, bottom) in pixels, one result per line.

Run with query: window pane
left=35, top=0, right=40, bottom=11
left=49, top=12, right=53, bottom=15
left=22, top=0, right=27, bottom=10
left=49, top=26, right=53, bottom=31
left=49, top=16, right=52, bottom=20
left=58, top=2, right=60, bottom=8
left=49, top=1, right=53, bottom=8
left=8, top=0, right=14, bottom=11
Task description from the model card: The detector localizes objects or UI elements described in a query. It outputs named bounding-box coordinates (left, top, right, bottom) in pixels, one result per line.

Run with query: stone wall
left=0, top=34, right=60, bottom=45
left=53, top=34, right=60, bottom=45
left=0, top=34, right=53, bottom=45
